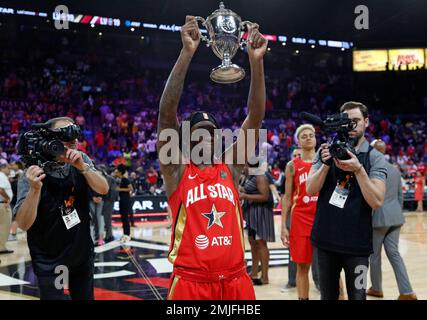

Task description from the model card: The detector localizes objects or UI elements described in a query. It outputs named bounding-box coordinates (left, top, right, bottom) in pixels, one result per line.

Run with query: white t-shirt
left=0, top=172, right=13, bottom=202
left=146, top=139, right=156, bottom=153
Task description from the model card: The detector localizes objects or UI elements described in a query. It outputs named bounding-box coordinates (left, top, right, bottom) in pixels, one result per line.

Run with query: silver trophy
left=195, top=2, right=251, bottom=84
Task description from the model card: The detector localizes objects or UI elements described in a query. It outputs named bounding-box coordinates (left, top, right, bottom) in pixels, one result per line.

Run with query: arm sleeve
left=369, top=150, right=388, bottom=182
left=12, top=173, right=31, bottom=216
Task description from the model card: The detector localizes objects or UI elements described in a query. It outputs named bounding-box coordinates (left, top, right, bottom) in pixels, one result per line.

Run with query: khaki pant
left=0, top=203, right=12, bottom=251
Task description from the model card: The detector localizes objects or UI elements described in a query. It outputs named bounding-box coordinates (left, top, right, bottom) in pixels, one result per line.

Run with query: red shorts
left=289, top=235, right=313, bottom=264
left=167, top=265, right=255, bottom=300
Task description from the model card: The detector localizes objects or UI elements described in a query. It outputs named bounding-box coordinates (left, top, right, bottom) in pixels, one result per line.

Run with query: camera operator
left=306, top=102, right=387, bottom=300
left=13, top=117, right=109, bottom=300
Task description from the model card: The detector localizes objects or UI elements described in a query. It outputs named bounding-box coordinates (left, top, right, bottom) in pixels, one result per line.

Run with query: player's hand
left=181, top=15, right=200, bottom=55
left=320, top=143, right=332, bottom=166
left=26, top=165, right=46, bottom=191
left=247, top=23, right=268, bottom=62
left=57, top=148, right=86, bottom=171
left=281, top=228, right=290, bottom=247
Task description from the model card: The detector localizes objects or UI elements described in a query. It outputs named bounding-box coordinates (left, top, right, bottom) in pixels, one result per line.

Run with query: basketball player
left=281, top=124, right=318, bottom=299
left=157, top=16, right=268, bottom=300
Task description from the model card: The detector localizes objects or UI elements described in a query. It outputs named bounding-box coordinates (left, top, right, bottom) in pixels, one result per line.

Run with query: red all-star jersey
left=167, top=162, right=246, bottom=272
left=290, top=157, right=319, bottom=237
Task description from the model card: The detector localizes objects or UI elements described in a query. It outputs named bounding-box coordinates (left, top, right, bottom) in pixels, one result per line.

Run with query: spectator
left=0, top=163, right=14, bottom=255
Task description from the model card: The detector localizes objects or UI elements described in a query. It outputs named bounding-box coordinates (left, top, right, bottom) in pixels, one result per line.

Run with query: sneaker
left=280, top=283, right=296, bottom=292
left=120, top=235, right=131, bottom=243
left=8, top=234, right=17, bottom=241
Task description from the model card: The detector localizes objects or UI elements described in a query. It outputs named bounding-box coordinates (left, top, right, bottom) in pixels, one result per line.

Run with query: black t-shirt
left=14, top=167, right=93, bottom=276
left=311, top=147, right=376, bottom=256
left=119, top=177, right=131, bottom=202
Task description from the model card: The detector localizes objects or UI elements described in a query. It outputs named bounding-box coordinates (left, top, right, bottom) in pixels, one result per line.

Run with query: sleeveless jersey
left=290, top=157, right=318, bottom=237
left=167, top=162, right=246, bottom=272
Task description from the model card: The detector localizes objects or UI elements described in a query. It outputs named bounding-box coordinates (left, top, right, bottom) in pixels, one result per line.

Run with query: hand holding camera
left=26, top=165, right=46, bottom=191
left=334, top=150, right=363, bottom=173
left=56, top=148, right=86, bottom=171
left=320, top=143, right=332, bottom=166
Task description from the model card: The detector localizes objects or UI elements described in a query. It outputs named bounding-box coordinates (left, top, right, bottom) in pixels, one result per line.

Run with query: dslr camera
left=17, top=123, right=81, bottom=170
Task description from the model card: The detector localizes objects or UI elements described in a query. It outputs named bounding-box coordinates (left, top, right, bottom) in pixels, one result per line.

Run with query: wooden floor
left=0, top=211, right=426, bottom=300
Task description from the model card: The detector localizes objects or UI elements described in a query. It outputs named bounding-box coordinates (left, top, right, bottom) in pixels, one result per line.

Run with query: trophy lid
left=207, top=2, right=241, bottom=20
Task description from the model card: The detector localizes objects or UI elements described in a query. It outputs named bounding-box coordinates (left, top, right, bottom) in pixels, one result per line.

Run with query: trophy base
left=210, top=64, right=245, bottom=84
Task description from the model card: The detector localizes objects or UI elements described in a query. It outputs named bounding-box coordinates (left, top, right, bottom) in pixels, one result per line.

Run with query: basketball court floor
left=0, top=212, right=425, bottom=300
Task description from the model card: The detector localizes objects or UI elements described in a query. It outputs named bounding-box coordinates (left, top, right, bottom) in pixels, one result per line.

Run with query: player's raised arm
left=157, top=15, right=200, bottom=197
left=224, top=23, right=268, bottom=182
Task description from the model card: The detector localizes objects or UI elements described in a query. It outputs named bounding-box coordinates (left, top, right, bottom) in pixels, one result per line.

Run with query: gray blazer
left=372, top=162, right=405, bottom=228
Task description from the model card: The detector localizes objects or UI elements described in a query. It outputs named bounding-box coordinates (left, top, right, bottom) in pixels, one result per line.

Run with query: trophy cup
left=195, top=2, right=251, bottom=84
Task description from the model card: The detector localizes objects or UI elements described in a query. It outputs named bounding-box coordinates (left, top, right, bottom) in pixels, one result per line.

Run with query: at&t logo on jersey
left=303, top=195, right=318, bottom=203
left=195, top=235, right=209, bottom=250
left=195, top=235, right=233, bottom=249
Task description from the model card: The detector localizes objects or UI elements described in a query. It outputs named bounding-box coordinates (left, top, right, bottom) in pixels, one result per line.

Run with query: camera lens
left=42, top=140, right=65, bottom=157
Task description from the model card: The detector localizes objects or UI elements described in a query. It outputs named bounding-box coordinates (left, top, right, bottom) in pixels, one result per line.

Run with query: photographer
left=13, top=117, right=109, bottom=300
left=306, top=102, right=387, bottom=300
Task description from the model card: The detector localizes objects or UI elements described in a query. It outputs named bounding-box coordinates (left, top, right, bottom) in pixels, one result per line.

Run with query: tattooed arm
left=157, top=16, right=200, bottom=198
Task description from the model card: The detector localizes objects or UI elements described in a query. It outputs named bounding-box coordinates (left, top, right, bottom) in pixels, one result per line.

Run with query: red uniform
left=414, top=176, right=424, bottom=201
left=289, top=157, right=318, bottom=264
left=167, top=162, right=255, bottom=300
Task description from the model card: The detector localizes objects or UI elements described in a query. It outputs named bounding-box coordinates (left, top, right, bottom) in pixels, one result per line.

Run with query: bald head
left=372, top=139, right=386, bottom=154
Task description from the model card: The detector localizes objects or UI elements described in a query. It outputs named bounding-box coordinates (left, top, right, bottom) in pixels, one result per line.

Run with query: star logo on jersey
left=201, top=204, right=226, bottom=229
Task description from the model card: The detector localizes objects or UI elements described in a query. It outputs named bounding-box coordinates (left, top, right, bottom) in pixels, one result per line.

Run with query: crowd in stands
left=0, top=37, right=426, bottom=196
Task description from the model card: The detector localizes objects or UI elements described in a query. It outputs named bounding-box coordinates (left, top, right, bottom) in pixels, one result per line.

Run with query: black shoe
left=105, top=236, right=115, bottom=243
left=251, top=278, right=265, bottom=286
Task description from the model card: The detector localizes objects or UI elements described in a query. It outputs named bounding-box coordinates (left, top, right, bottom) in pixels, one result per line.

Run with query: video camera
left=299, top=112, right=358, bottom=161
left=17, top=123, right=81, bottom=170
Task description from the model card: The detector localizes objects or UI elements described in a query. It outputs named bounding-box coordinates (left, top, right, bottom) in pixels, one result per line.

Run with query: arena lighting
left=267, top=47, right=271, bottom=52
left=282, top=42, right=286, bottom=46
left=328, top=40, right=343, bottom=48
left=292, top=37, right=306, bottom=44
left=98, top=32, right=102, bottom=36
left=90, top=23, right=95, bottom=28
left=130, top=27, right=135, bottom=32
left=140, top=36, right=145, bottom=40
left=295, top=50, right=299, bottom=54
left=242, top=32, right=277, bottom=42
left=311, top=45, right=315, bottom=49
left=1, top=5, right=354, bottom=48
